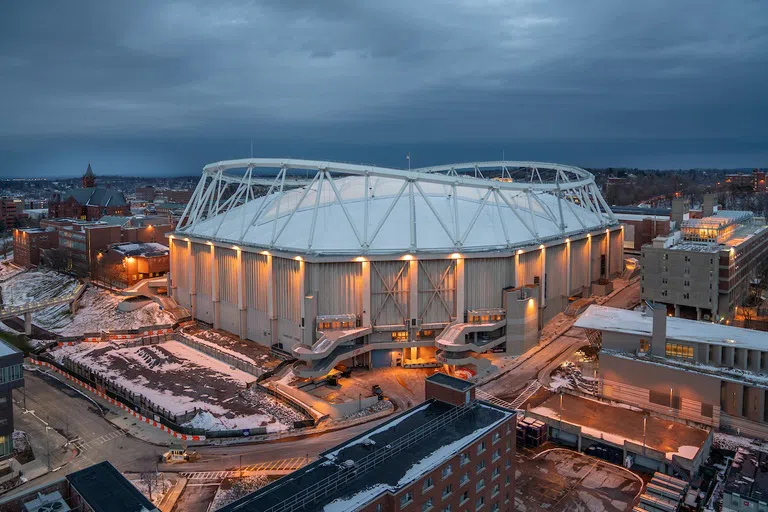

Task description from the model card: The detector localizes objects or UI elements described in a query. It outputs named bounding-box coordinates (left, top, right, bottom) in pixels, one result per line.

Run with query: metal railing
left=0, top=282, right=86, bottom=319
left=172, top=333, right=264, bottom=377
left=260, top=400, right=480, bottom=512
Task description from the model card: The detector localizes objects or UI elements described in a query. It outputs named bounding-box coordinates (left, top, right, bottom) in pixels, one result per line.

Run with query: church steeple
left=83, top=162, right=96, bottom=188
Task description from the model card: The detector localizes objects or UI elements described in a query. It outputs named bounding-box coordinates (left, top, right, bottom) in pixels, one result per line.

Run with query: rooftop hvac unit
left=23, top=491, right=71, bottom=512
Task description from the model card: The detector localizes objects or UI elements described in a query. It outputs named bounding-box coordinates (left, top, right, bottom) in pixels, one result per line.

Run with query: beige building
left=577, top=304, right=768, bottom=439
left=641, top=210, right=768, bottom=321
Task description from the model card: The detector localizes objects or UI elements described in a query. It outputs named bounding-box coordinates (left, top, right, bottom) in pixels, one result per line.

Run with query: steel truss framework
left=177, top=158, right=617, bottom=255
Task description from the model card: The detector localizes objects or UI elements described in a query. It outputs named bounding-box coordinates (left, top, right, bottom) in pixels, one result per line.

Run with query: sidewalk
left=12, top=402, right=75, bottom=481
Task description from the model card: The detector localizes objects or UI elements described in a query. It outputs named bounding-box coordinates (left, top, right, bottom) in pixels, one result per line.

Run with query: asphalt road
left=7, top=370, right=164, bottom=498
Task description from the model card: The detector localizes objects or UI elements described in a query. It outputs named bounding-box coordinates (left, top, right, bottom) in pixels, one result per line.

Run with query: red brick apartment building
left=14, top=215, right=173, bottom=277
left=0, top=197, right=27, bottom=230
left=12, top=227, right=58, bottom=267
left=219, top=373, right=517, bottom=512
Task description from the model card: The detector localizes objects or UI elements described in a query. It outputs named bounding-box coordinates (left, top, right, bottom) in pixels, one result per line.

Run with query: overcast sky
left=1, top=0, right=767, bottom=177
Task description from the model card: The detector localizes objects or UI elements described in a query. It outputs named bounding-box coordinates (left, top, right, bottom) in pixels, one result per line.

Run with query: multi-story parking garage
left=170, top=159, right=623, bottom=377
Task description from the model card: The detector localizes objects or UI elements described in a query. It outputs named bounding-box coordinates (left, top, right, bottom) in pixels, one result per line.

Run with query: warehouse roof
left=576, top=305, right=768, bottom=350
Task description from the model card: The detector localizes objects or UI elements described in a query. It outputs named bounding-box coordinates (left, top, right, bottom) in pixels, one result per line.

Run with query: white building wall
left=610, top=229, right=624, bottom=275
left=273, top=256, right=302, bottom=323
left=192, top=243, right=213, bottom=323
left=591, top=235, right=605, bottom=280
left=464, top=257, right=514, bottom=309
left=518, top=250, right=541, bottom=287
left=216, top=247, right=239, bottom=335
left=370, top=260, right=410, bottom=327
left=570, top=238, right=590, bottom=293
left=308, top=262, right=362, bottom=317
left=418, top=259, right=456, bottom=324
left=171, top=238, right=189, bottom=307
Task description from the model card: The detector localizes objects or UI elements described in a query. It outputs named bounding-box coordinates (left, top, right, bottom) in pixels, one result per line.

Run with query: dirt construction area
left=515, top=448, right=642, bottom=511
left=49, top=340, right=309, bottom=431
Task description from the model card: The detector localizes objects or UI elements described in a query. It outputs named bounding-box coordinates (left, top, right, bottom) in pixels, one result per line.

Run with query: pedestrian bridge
left=0, top=281, right=87, bottom=334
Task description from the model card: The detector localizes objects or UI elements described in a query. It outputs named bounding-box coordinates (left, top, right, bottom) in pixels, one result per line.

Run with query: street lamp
left=642, top=415, right=647, bottom=454
left=558, top=392, right=564, bottom=440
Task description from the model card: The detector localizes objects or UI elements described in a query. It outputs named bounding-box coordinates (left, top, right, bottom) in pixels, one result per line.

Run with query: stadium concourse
left=170, top=159, right=624, bottom=378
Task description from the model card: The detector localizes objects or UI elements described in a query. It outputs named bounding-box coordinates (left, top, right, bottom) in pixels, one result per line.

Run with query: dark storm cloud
left=0, top=0, right=767, bottom=174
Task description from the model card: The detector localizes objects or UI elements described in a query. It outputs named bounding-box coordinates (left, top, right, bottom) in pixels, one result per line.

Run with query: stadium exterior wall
left=169, top=225, right=624, bottom=354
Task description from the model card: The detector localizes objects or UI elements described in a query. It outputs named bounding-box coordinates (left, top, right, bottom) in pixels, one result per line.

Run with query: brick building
left=0, top=341, right=23, bottom=460
left=220, top=374, right=516, bottom=512
left=98, top=241, right=170, bottom=286
left=48, top=164, right=130, bottom=221
left=12, top=227, right=58, bottom=267
left=0, top=197, right=27, bottom=231
left=17, top=215, right=174, bottom=276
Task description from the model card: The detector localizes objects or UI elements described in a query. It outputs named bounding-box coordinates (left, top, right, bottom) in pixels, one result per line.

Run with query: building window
left=684, top=267, right=690, bottom=275
left=639, top=339, right=650, bottom=353
left=662, top=277, right=668, bottom=284
left=442, top=465, right=452, bottom=479
left=684, top=280, right=690, bottom=287
left=492, top=449, right=501, bottom=462
left=391, top=331, right=409, bottom=341
left=475, top=496, right=485, bottom=510
left=492, top=466, right=500, bottom=479
left=460, top=491, right=469, bottom=505
left=506, top=475, right=511, bottom=486
left=492, top=432, right=501, bottom=444
left=422, top=498, right=433, bottom=512
left=376, top=504, right=383, bottom=512
left=443, top=507, right=451, bottom=512
left=460, top=473, right=469, bottom=486
left=666, top=342, right=694, bottom=359
left=491, top=504, right=499, bottom=512
left=492, top=483, right=500, bottom=497
left=476, top=460, right=486, bottom=473
left=460, top=452, right=470, bottom=466
left=401, top=492, right=413, bottom=508
left=442, top=484, right=452, bottom=499
left=423, top=478, right=434, bottom=492
left=476, top=479, right=485, bottom=492
left=477, top=441, right=486, bottom=454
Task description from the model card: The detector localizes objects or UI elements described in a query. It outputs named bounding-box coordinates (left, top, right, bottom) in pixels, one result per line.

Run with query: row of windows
left=0, top=364, right=22, bottom=384
left=666, top=342, right=694, bottom=360
left=399, top=430, right=513, bottom=511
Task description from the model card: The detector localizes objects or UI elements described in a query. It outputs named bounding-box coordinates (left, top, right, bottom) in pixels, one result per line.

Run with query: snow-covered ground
left=0, top=260, right=22, bottom=281
left=714, top=432, right=768, bottom=454
left=49, top=340, right=307, bottom=432
left=1, top=269, right=173, bottom=334
left=209, top=476, right=270, bottom=511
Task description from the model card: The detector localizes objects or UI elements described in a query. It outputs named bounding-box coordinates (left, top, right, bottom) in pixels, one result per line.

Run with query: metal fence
left=171, top=333, right=264, bottom=377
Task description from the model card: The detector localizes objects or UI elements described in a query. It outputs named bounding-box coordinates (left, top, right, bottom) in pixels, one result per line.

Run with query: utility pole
left=45, top=426, right=51, bottom=471
left=240, top=454, right=243, bottom=478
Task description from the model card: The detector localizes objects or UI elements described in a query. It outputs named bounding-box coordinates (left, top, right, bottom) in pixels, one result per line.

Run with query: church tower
left=83, top=162, right=96, bottom=188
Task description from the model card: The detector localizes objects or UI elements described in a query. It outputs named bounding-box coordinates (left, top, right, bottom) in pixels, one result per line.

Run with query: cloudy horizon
left=1, top=1, right=767, bottom=177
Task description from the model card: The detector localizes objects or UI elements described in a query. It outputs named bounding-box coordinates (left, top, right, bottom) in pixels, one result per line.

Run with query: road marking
left=180, top=457, right=310, bottom=480
left=71, top=429, right=127, bottom=452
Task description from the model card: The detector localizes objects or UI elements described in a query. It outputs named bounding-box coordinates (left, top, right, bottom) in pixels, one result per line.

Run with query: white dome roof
left=180, top=159, right=615, bottom=255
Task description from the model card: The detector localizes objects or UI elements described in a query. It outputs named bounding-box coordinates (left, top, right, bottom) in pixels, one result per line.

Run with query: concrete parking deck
left=531, top=393, right=710, bottom=457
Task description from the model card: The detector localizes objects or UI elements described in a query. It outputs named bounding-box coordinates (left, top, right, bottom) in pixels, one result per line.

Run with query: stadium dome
left=178, top=159, right=616, bottom=256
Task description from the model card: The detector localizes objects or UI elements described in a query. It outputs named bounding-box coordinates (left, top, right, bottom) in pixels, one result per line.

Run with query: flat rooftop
left=425, top=372, right=475, bottom=391
left=531, top=394, right=710, bottom=460
left=219, top=399, right=514, bottom=512
left=724, top=447, right=768, bottom=503
left=576, top=305, right=768, bottom=351
left=111, top=242, right=169, bottom=257
left=65, top=461, right=157, bottom=512
left=0, top=340, right=21, bottom=358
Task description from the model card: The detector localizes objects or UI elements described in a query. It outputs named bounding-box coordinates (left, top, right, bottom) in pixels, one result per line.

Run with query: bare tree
left=138, top=455, right=160, bottom=503
left=0, top=237, right=11, bottom=259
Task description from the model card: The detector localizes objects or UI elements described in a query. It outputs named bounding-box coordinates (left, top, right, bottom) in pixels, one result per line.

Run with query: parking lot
left=515, top=448, right=642, bottom=511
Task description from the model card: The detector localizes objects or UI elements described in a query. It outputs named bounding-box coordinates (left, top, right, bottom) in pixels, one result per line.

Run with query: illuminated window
left=391, top=331, right=409, bottom=341
left=665, top=342, right=694, bottom=360
left=639, top=339, right=650, bottom=353
left=418, top=330, right=435, bottom=340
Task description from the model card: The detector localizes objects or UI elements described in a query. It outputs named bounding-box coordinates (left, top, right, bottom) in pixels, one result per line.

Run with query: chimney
left=649, top=302, right=667, bottom=356
left=702, top=194, right=715, bottom=217
left=670, top=198, right=690, bottom=228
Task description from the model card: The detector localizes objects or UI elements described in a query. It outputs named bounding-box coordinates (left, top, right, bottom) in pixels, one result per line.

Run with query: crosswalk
left=69, top=429, right=126, bottom=452
left=181, top=457, right=310, bottom=480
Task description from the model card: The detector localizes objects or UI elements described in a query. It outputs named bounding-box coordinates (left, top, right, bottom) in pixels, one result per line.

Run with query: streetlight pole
left=559, top=392, right=564, bottom=441
left=643, top=415, right=647, bottom=455
left=239, top=455, right=243, bottom=478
